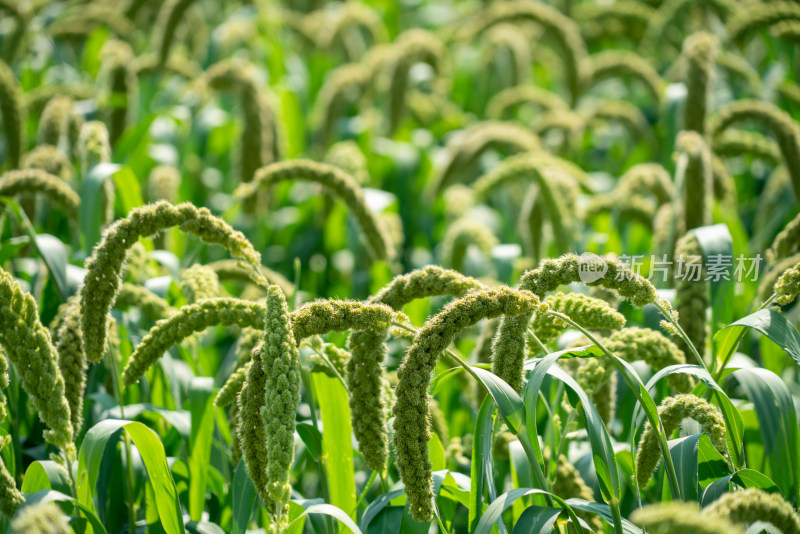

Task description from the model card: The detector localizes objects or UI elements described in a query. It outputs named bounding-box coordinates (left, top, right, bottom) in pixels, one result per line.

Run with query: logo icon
left=578, top=253, right=608, bottom=283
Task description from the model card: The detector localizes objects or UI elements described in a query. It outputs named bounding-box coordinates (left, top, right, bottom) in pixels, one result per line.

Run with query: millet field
left=1, top=0, right=800, bottom=532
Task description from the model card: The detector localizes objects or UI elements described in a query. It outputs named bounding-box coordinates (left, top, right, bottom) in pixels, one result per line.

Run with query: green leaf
left=430, top=363, right=491, bottom=397
left=509, top=441, right=534, bottom=521
left=288, top=503, right=362, bottom=534
left=189, top=377, right=215, bottom=522
left=576, top=341, right=683, bottom=502
left=231, top=461, right=257, bottom=534
left=468, top=397, right=495, bottom=533
left=0, top=198, right=69, bottom=299
left=669, top=433, right=730, bottom=502
left=524, top=349, right=622, bottom=529
left=638, top=364, right=744, bottom=468
left=297, top=422, right=323, bottom=461
left=20, top=460, right=71, bottom=495
left=730, top=368, right=800, bottom=505
left=113, top=166, right=144, bottom=215
left=0, top=236, right=28, bottom=264
left=20, top=489, right=108, bottom=534
left=428, top=433, right=446, bottom=472
left=702, top=469, right=781, bottom=506
left=471, top=366, right=524, bottom=433
left=717, top=309, right=800, bottom=369
left=360, top=489, right=405, bottom=531
left=77, top=419, right=185, bottom=534
left=511, top=506, right=561, bottom=534
left=692, top=224, right=735, bottom=334
left=312, top=372, right=357, bottom=518
left=475, top=488, right=583, bottom=534
left=564, top=500, right=642, bottom=534
left=80, top=163, right=121, bottom=256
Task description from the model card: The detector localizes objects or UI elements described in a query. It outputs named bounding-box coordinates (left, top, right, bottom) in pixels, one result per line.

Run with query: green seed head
left=22, top=145, right=74, bottom=183
left=440, top=218, right=498, bottom=272
left=531, top=291, right=626, bottom=343
left=261, top=286, right=301, bottom=519
left=9, top=501, right=71, bottom=532
left=674, top=232, right=709, bottom=357
left=682, top=32, right=718, bottom=133
left=0, top=268, right=73, bottom=448
left=0, top=448, right=23, bottom=518
left=179, top=264, right=221, bottom=304
left=0, top=59, right=23, bottom=168
left=632, top=502, right=743, bottom=534
left=0, top=169, right=80, bottom=221
left=636, top=394, right=727, bottom=488
left=241, top=160, right=394, bottom=262
left=394, top=287, right=543, bottom=521
left=604, top=327, right=693, bottom=392
left=774, top=263, right=800, bottom=305
left=148, top=165, right=181, bottom=204
left=37, top=95, right=78, bottom=149
left=705, top=488, right=800, bottom=533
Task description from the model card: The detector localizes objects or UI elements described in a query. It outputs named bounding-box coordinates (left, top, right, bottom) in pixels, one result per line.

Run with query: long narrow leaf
left=77, top=419, right=185, bottom=534
left=189, top=377, right=215, bottom=521
left=311, top=372, right=357, bottom=518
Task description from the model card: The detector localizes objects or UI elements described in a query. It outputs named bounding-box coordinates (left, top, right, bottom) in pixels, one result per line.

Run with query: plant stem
left=527, top=329, right=548, bottom=356
left=353, top=469, right=378, bottom=513
left=656, top=303, right=707, bottom=371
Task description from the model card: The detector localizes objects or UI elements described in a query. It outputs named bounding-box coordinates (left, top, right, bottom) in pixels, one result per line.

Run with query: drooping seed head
left=674, top=232, right=708, bottom=357
left=260, top=286, right=301, bottom=522
left=604, top=327, right=693, bottom=392
left=632, top=502, right=743, bottom=534
left=22, top=145, right=74, bottom=183
left=394, top=287, right=544, bottom=521
left=240, top=160, right=394, bottom=262
left=0, top=59, right=23, bottom=168
left=636, top=394, right=727, bottom=488
left=531, top=291, right=626, bottom=343
left=0, top=268, right=73, bottom=448
left=681, top=32, right=718, bottom=133
left=179, top=264, right=220, bottom=304
left=0, top=169, right=79, bottom=220
left=705, top=488, right=800, bottom=533
left=81, top=201, right=261, bottom=364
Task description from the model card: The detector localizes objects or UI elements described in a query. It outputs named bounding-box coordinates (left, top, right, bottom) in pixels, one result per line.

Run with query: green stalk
left=353, top=469, right=378, bottom=513
left=656, top=303, right=707, bottom=371
left=527, top=329, right=549, bottom=355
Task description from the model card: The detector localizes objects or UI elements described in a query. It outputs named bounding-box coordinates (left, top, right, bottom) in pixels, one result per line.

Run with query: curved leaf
left=78, top=419, right=185, bottom=534
left=669, top=433, right=729, bottom=502
left=702, top=469, right=781, bottom=506
left=475, top=488, right=583, bottom=534
left=636, top=364, right=744, bottom=468
left=231, top=461, right=257, bottom=534
left=729, top=368, right=800, bottom=506
left=288, top=503, right=362, bottom=534
left=20, top=489, right=107, bottom=534
left=525, top=350, right=623, bottom=530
